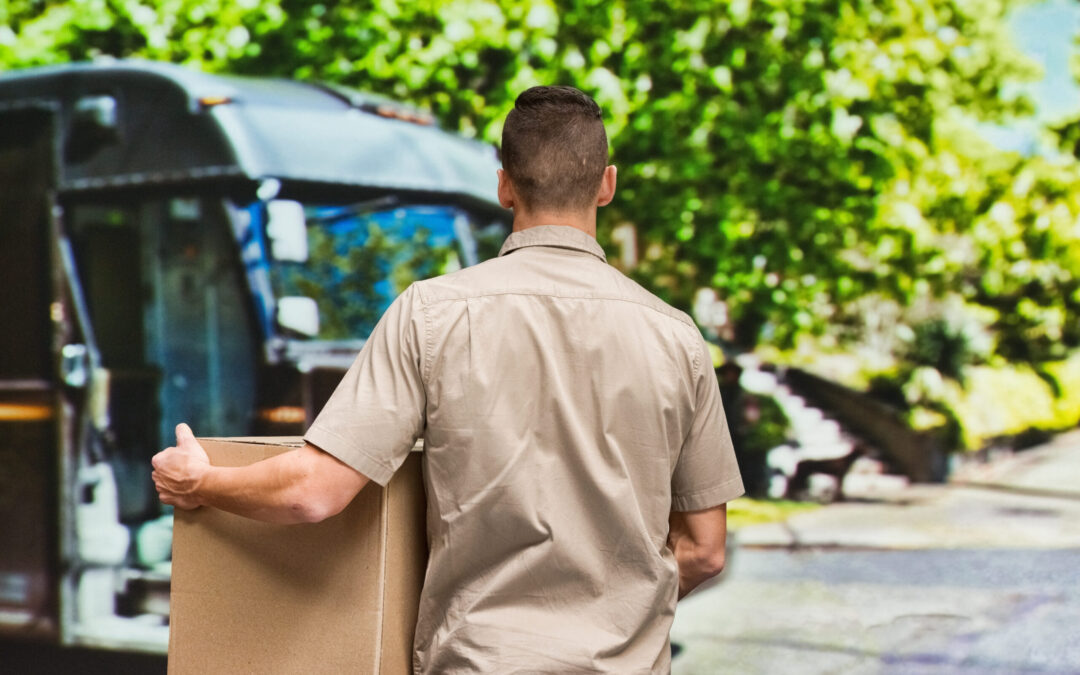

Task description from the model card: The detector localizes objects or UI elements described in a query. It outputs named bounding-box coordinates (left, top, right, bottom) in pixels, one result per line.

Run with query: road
left=672, top=430, right=1080, bottom=674
left=672, top=548, right=1080, bottom=674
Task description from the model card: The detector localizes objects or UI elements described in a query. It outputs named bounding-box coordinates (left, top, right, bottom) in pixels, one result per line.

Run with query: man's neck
left=511, top=209, right=597, bottom=237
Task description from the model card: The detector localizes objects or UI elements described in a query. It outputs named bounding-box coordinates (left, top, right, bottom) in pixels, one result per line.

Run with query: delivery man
left=152, top=85, right=744, bottom=673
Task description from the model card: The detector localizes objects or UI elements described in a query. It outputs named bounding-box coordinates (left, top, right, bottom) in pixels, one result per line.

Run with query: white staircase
left=735, top=355, right=864, bottom=500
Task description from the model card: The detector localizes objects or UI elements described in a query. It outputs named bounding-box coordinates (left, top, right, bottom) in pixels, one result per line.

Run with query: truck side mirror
left=61, top=343, right=90, bottom=388
left=65, top=95, right=119, bottom=162
left=277, top=297, right=320, bottom=337
left=266, top=200, right=309, bottom=262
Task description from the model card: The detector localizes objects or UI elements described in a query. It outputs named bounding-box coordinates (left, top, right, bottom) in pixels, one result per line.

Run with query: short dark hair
left=501, top=86, right=609, bottom=212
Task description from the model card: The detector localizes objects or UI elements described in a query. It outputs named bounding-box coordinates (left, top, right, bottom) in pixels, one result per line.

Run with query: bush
left=908, top=351, right=1080, bottom=449
left=906, top=318, right=977, bottom=381
left=727, top=391, right=791, bottom=498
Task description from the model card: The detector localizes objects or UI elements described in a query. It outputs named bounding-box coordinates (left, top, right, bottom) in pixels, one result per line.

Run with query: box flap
left=197, top=436, right=305, bottom=447
left=196, top=437, right=425, bottom=451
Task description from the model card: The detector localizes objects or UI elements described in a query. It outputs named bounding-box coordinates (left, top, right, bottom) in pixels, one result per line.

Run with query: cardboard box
left=168, top=438, right=426, bottom=674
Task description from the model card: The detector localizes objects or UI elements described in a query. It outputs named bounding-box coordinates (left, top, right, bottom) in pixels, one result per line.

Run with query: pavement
left=670, top=429, right=1080, bottom=674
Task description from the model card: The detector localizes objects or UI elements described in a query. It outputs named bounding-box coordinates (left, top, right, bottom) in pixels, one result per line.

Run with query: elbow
left=694, top=547, right=726, bottom=580
left=288, top=489, right=348, bottom=524
left=699, top=550, right=725, bottom=574
left=291, top=499, right=334, bottom=524
left=283, top=451, right=350, bottom=524
left=677, top=545, right=727, bottom=599
left=286, top=475, right=345, bottom=524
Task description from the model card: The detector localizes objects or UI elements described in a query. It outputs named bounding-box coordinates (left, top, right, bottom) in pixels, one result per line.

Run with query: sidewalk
left=735, top=429, right=1080, bottom=550
left=950, top=428, right=1080, bottom=498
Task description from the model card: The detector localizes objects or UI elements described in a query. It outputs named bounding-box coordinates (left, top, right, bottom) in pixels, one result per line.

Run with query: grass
left=727, top=497, right=821, bottom=530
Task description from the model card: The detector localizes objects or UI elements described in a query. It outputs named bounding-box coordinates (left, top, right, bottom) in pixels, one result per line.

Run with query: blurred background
left=1, top=0, right=1079, bottom=673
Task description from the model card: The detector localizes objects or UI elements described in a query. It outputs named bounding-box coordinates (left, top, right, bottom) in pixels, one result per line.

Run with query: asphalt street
left=671, top=430, right=1080, bottom=675
left=672, top=548, right=1080, bottom=674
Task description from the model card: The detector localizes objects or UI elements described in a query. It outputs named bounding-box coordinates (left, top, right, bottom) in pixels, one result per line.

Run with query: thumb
left=175, top=423, right=197, bottom=447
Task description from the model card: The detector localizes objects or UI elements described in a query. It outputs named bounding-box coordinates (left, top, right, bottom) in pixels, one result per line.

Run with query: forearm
left=669, top=505, right=728, bottom=599
left=154, top=430, right=370, bottom=523
left=195, top=449, right=329, bottom=524
left=670, top=536, right=726, bottom=599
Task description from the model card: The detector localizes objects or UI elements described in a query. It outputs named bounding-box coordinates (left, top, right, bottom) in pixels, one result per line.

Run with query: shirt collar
left=498, top=225, right=607, bottom=263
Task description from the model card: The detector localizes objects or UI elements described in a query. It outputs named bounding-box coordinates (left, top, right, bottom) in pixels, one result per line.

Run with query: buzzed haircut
left=501, top=86, right=609, bottom=213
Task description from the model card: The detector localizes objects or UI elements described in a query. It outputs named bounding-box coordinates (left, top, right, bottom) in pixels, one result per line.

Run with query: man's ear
left=497, top=169, right=515, bottom=209
left=596, top=165, right=617, bottom=207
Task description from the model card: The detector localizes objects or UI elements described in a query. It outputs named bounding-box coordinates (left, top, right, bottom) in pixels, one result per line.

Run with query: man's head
left=499, top=86, right=613, bottom=217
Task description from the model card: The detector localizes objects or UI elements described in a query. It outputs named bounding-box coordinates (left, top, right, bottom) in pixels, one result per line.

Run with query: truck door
left=60, top=195, right=258, bottom=649
left=0, top=108, right=61, bottom=639
left=66, top=197, right=260, bottom=519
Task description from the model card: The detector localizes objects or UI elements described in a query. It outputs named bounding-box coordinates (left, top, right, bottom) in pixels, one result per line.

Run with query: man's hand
left=152, top=423, right=211, bottom=510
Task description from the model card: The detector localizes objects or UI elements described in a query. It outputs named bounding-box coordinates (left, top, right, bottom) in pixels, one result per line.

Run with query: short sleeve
left=304, top=284, right=426, bottom=486
left=671, top=338, right=745, bottom=511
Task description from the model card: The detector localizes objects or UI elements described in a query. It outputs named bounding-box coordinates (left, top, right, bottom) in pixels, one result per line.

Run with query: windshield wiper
left=307, top=195, right=401, bottom=226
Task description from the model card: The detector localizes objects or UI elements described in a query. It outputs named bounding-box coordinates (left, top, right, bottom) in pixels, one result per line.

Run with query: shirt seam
left=692, top=335, right=702, bottom=382
left=497, top=226, right=607, bottom=261
left=305, top=425, right=396, bottom=483
left=422, top=293, right=433, bottom=385
left=418, top=289, right=697, bottom=329
left=672, top=474, right=743, bottom=501
left=501, top=243, right=606, bottom=262
left=412, top=282, right=434, bottom=384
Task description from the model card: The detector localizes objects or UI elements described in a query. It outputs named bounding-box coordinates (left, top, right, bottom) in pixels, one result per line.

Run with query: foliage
left=941, top=357, right=1080, bottom=449
left=0, top=0, right=284, bottom=70
left=860, top=133, right=1080, bottom=364
left=880, top=350, right=1080, bottom=450
left=722, top=379, right=789, bottom=498
left=740, top=393, right=790, bottom=455
left=605, top=0, right=1042, bottom=348
left=906, top=318, right=976, bottom=381
left=2, top=0, right=1076, bottom=364
left=727, top=497, right=819, bottom=530
left=1043, top=353, right=1080, bottom=421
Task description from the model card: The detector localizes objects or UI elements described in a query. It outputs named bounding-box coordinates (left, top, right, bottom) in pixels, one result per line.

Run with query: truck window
left=251, top=201, right=499, bottom=341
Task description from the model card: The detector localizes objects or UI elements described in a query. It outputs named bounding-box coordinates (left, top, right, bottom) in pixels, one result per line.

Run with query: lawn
left=727, top=498, right=820, bottom=530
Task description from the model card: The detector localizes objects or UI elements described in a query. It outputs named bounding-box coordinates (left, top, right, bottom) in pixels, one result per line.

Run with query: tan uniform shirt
left=306, top=225, right=744, bottom=674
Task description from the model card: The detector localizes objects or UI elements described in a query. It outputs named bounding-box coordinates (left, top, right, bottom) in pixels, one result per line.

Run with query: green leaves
left=0, top=0, right=286, bottom=69
left=3, top=0, right=1075, bottom=364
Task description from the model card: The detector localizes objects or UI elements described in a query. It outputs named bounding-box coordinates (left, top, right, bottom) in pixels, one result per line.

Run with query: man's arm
left=151, top=423, right=370, bottom=524
left=668, top=504, right=728, bottom=599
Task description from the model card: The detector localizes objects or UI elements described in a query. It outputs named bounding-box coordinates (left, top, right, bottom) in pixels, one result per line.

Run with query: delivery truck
left=0, top=59, right=509, bottom=653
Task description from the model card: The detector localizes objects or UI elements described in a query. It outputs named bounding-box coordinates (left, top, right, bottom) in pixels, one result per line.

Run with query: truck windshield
left=245, top=200, right=504, bottom=341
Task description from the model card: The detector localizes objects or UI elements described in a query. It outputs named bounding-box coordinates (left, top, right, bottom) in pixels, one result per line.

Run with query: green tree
left=4, top=0, right=1074, bottom=360
left=0, top=0, right=284, bottom=70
